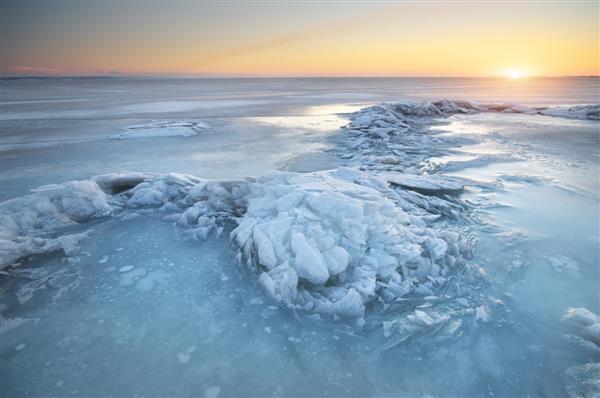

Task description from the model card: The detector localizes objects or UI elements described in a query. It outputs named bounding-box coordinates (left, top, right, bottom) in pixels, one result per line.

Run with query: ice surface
left=1, top=99, right=270, bottom=120
left=119, top=100, right=268, bottom=114
left=1, top=80, right=599, bottom=396
left=204, top=386, right=221, bottom=398
left=1, top=121, right=210, bottom=153
left=2, top=98, right=597, bottom=330
left=246, top=114, right=347, bottom=132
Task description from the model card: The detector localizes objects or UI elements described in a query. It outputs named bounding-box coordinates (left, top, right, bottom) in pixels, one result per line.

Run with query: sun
left=506, top=69, right=526, bottom=79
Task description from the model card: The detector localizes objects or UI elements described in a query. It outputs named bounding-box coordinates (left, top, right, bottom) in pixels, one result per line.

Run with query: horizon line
left=2, top=73, right=599, bottom=79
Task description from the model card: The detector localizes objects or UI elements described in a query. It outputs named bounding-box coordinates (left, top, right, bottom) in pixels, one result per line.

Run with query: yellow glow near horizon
left=1, top=3, right=598, bottom=77
left=506, top=70, right=527, bottom=80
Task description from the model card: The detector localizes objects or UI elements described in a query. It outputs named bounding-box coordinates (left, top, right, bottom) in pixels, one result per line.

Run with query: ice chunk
left=291, top=232, right=329, bottom=284
left=258, top=263, right=298, bottom=304
left=414, top=310, right=435, bottom=326
left=227, top=168, right=474, bottom=320
left=382, top=173, right=464, bottom=193
left=253, top=227, right=279, bottom=270
left=426, top=238, right=448, bottom=261
left=474, top=305, right=491, bottom=322
left=114, top=121, right=208, bottom=139
left=322, top=246, right=349, bottom=275
left=1, top=232, right=90, bottom=267
left=564, top=307, right=600, bottom=347
left=331, top=289, right=365, bottom=318
left=0, top=178, right=116, bottom=268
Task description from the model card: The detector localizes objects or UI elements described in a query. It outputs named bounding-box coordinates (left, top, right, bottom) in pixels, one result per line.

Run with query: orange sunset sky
left=1, top=1, right=598, bottom=77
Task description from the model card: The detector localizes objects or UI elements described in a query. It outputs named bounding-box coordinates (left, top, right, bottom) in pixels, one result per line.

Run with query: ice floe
left=338, top=100, right=598, bottom=175
left=541, top=104, right=600, bottom=120
left=114, top=121, right=209, bottom=139
left=0, top=180, right=113, bottom=267
left=366, top=99, right=600, bottom=120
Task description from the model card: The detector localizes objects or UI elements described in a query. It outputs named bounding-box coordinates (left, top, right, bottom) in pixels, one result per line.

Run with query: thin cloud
left=197, top=5, right=399, bottom=66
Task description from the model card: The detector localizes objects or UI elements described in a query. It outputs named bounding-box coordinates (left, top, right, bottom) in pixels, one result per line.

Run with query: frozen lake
left=1, top=77, right=599, bottom=397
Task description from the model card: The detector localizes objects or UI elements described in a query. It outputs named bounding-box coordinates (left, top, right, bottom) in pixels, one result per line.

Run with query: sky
left=1, top=1, right=598, bottom=77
